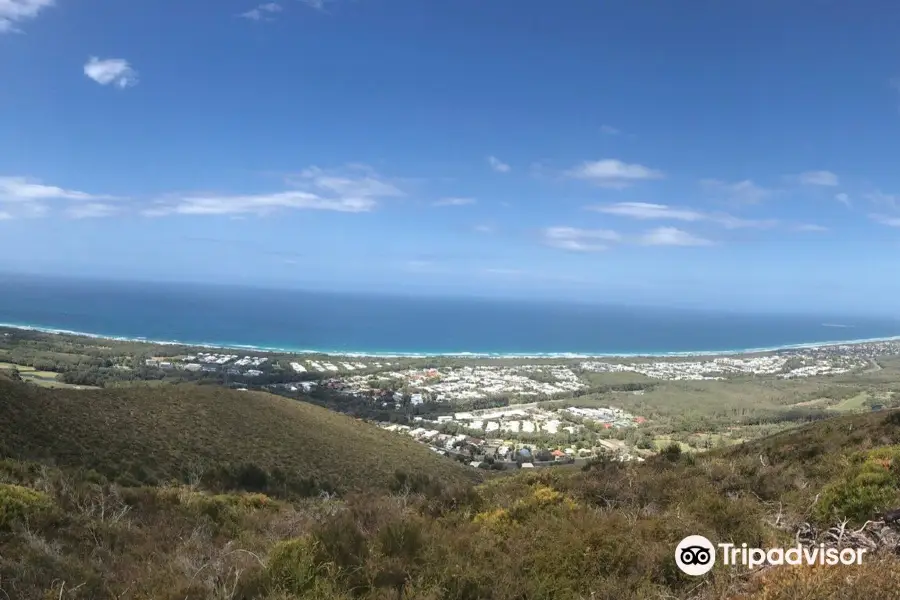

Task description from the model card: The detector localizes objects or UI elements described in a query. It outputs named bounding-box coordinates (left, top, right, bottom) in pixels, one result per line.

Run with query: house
left=184, top=363, right=202, bottom=372
left=520, top=462, right=535, bottom=469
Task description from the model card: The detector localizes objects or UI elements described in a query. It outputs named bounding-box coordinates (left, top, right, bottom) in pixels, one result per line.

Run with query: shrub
left=814, top=446, right=900, bottom=523
left=0, top=483, right=53, bottom=530
left=376, top=517, right=425, bottom=563
left=266, top=537, right=326, bottom=595
left=473, top=507, right=514, bottom=533
left=661, top=442, right=682, bottom=461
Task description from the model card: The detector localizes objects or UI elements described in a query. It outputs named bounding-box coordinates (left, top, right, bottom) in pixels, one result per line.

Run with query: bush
left=266, top=537, right=326, bottom=595
left=661, top=442, right=682, bottom=461
left=814, top=446, right=900, bottom=523
left=0, top=483, right=53, bottom=530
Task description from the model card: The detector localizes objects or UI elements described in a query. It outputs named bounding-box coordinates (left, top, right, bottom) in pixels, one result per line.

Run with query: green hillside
left=0, top=376, right=479, bottom=497
left=3, top=375, right=900, bottom=600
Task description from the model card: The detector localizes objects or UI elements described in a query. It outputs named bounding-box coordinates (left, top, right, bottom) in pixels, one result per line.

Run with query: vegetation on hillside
left=4, top=374, right=900, bottom=598
left=0, top=378, right=479, bottom=498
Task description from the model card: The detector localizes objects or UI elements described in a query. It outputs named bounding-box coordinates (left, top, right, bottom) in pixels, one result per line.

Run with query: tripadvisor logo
left=675, top=535, right=868, bottom=576
left=676, top=535, right=716, bottom=576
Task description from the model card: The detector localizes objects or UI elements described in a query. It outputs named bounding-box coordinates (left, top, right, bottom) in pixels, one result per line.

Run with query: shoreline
left=3, top=321, right=900, bottom=360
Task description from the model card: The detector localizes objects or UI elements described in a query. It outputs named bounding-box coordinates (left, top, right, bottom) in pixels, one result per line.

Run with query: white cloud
left=871, top=214, right=900, bottom=227
left=0, top=176, right=116, bottom=202
left=589, top=201, right=777, bottom=229
left=487, top=156, right=511, bottom=173
left=299, top=0, right=332, bottom=11
left=700, top=179, right=774, bottom=204
left=240, top=2, right=283, bottom=20
left=600, top=125, right=620, bottom=135
left=796, top=170, right=839, bottom=186
left=473, top=224, right=494, bottom=234
left=542, top=226, right=620, bottom=252
left=0, top=210, right=12, bottom=220
left=714, top=214, right=779, bottom=229
left=796, top=224, right=829, bottom=232
left=84, top=57, right=139, bottom=88
left=157, top=191, right=371, bottom=216
left=566, top=159, right=664, bottom=188
left=590, top=202, right=705, bottom=222
left=0, top=0, right=54, bottom=33
left=433, top=197, right=476, bottom=207
left=835, top=192, right=851, bottom=207
left=147, top=164, right=403, bottom=217
left=67, top=202, right=119, bottom=219
left=638, top=227, right=713, bottom=247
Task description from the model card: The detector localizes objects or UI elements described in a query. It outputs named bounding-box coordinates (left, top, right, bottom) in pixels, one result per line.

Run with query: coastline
left=3, top=320, right=900, bottom=360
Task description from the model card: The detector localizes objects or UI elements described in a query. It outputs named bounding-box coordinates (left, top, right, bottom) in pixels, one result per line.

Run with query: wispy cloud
left=600, top=125, right=620, bottom=135
left=0, top=0, right=54, bottom=33
left=590, top=202, right=704, bottom=222
left=870, top=214, right=900, bottom=227
left=865, top=191, right=898, bottom=211
left=240, top=2, right=283, bottom=20
left=299, top=0, right=333, bottom=11
left=67, top=202, right=119, bottom=219
left=0, top=210, right=12, bottom=220
left=700, top=179, right=775, bottom=204
left=543, top=223, right=714, bottom=250
left=835, top=192, right=851, bottom=207
left=0, top=176, right=116, bottom=202
left=638, top=227, right=714, bottom=247
left=148, top=191, right=373, bottom=216
left=487, top=156, right=511, bottom=173
left=588, top=201, right=777, bottom=229
left=473, top=224, right=494, bottom=234
left=84, top=57, right=139, bottom=88
left=542, top=226, right=621, bottom=252
left=795, top=170, right=839, bottom=186
left=796, top=224, right=829, bottom=232
left=433, top=197, right=476, bottom=207
left=145, top=164, right=403, bottom=217
left=565, top=159, right=664, bottom=189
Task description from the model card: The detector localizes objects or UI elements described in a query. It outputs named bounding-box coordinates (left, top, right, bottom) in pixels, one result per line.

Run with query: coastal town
left=4, top=326, right=900, bottom=469
left=378, top=403, right=648, bottom=469
left=136, top=339, right=900, bottom=390
left=578, top=351, right=871, bottom=380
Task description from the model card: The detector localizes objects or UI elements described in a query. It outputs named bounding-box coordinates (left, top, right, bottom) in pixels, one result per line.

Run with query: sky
left=3, top=0, right=900, bottom=315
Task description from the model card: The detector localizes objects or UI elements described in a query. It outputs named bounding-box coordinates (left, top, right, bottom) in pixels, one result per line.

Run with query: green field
left=0, top=361, right=100, bottom=389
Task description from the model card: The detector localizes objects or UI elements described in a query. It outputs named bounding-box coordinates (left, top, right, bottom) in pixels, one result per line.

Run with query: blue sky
left=2, top=0, right=900, bottom=314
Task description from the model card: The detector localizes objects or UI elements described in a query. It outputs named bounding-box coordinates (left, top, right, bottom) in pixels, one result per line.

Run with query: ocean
left=2, top=274, right=900, bottom=357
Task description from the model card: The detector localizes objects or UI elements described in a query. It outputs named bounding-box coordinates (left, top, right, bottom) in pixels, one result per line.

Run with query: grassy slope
left=0, top=377, right=479, bottom=496
left=5, top=374, right=900, bottom=599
